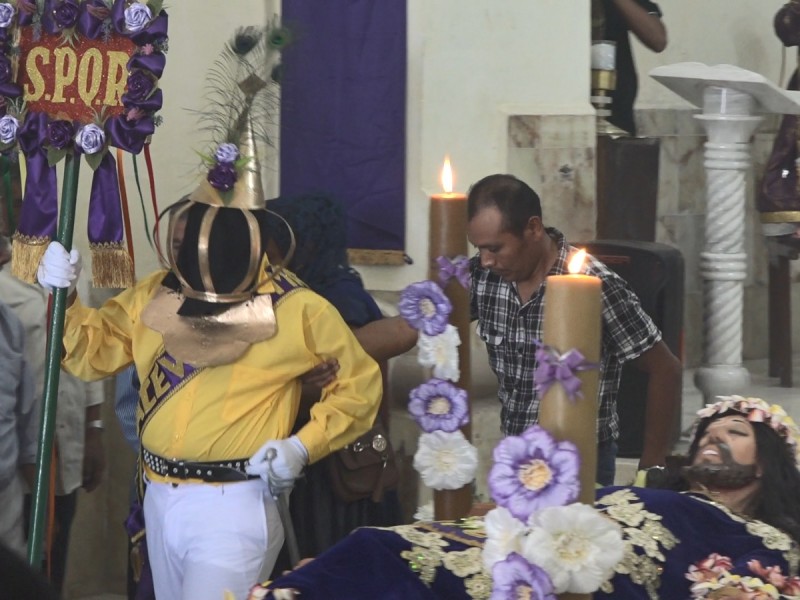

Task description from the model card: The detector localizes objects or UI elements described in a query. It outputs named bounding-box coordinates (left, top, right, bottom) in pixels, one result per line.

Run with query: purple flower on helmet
left=0, top=114, right=19, bottom=145
left=124, top=2, right=152, bottom=33
left=75, top=123, right=105, bottom=154
left=491, top=553, right=555, bottom=600
left=408, top=378, right=469, bottom=433
left=53, top=0, right=80, bottom=29
left=214, top=142, right=240, bottom=164
left=125, top=70, right=155, bottom=103
left=488, top=425, right=580, bottom=523
left=0, top=55, right=11, bottom=84
left=207, top=162, right=237, bottom=191
left=398, top=280, right=452, bottom=336
left=47, top=120, right=75, bottom=150
left=0, top=4, right=14, bottom=29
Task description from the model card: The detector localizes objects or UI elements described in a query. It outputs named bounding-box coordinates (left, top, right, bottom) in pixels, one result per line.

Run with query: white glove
left=37, top=241, right=81, bottom=293
left=245, top=435, right=308, bottom=497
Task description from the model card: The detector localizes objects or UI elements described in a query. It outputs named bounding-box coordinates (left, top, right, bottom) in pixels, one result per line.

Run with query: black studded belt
left=142, top=448, right=256, bottom=483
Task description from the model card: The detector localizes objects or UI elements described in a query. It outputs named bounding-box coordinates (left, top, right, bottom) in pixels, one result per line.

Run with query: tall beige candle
left=429, top=156, right=472, bottom=521
left=538, top=257, right=602, bottom=507
left=539, top=256, right=601, bottom=600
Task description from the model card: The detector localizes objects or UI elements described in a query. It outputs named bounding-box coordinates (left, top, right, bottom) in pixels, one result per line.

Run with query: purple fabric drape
left=280, top=0, right=406, bottom=252
left=17, top=113, right=57, bottom=239
left=87, top=151, right=122, bottom=244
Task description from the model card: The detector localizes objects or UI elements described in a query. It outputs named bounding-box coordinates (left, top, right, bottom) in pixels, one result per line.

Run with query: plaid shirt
left=470, top=228, right=661, bottom=441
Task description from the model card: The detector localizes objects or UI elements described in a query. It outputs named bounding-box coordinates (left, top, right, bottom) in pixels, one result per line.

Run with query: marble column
left=693, top=86, right=761, bottom=399
left=650, top=63, right=800, bottom=402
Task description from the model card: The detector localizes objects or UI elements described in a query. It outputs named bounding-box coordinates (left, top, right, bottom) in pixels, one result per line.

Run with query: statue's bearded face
left=683, top=415, right=760, bottom=489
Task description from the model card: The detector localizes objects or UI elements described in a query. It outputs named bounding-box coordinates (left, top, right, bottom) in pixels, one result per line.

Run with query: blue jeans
left=596, top=439, right=618, bottom=487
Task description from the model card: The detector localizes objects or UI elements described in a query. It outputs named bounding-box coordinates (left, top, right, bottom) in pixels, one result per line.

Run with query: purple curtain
left=280, top=0, right=406, bottom=252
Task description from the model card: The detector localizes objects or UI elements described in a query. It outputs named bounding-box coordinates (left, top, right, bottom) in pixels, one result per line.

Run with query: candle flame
left=568, top=249, right=587, bottom=274
left=440, top=156, right=454, bottom=193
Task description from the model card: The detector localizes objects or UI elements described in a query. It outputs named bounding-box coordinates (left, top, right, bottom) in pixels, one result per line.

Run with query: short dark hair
left=466, top=174, right=542, bottom=236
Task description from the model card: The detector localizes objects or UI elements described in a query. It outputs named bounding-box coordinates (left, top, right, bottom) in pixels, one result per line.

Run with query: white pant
left=144, top=478, right=283, bottom=600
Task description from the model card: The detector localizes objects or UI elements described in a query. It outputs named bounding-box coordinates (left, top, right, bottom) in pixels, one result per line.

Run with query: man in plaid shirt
left=467, top=174, right=682, bottom=485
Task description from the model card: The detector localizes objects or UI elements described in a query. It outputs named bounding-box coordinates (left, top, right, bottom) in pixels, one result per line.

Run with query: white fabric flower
left=413, top=502, right=434, bottom=522
left=482, top=506, right=526, bottom=571
left=413, top=430, right=478, bottom=490
left=521, top=503, right=624, bottom=594
left=417, top=324, right=461, bottom=382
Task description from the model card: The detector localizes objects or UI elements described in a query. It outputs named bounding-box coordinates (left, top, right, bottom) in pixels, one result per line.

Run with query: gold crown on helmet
left=164, top=24, right=288, bottom=304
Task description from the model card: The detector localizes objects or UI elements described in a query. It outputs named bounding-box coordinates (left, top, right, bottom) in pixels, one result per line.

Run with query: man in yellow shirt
left=37, top=130, right=382, bottom=600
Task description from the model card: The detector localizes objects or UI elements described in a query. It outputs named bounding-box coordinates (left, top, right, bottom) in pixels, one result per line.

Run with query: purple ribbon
left=16, top=113, right=57, bottom=240
left=87, top=151, right=123, bottom=245
left=533, top=340, right=599, bottom=401
left=436, top=255, right=470, bottom=289
left=77, top=0, right=112, bottom=40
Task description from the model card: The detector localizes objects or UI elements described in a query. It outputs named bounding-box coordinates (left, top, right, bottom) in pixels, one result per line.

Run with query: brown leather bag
left=326, top=422, right=399, bottom=503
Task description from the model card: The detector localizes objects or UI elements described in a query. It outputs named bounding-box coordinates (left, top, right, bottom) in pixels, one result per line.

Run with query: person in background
left=593, top=0, right=667, bottom=135
left=267, top=193, right=416, bottom=569
left=0, top=234, right=106, bottom=594
left=467, top=174, right=682, bottom=485
left=0, top=236, right=37, bottom=559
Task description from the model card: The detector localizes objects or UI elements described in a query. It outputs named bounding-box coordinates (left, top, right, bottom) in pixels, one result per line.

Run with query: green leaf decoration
left=84, top=149, right=105, bottom=172
left=148, top=0, right=164, bottom=16
left=46, top=147, right=68, bottom=167
left=233, top=155, right=252, bottom=170
left=218, top=188, right=234, bottom=206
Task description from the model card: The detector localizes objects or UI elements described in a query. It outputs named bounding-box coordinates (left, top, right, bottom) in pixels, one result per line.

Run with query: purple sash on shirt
left=137, top=350, right=200, bottom=436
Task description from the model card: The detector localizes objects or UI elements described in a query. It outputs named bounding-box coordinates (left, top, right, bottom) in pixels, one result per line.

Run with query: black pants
left=23, top=491, right=78, bottom=595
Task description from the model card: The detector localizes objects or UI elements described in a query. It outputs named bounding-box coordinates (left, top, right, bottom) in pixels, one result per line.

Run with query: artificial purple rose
left=0, top=114, right=19, bottom=144
left=398, top=280, right=452, bottom=336
left=124, top=2, right=152, bottom=33
left=0, top=55, right=11, bottom=84
left=491, top=553, right=555, bottom=600
left=125, top=70, right=155, bottom=102
left=75, top=123, right=105, bottom=154
left=214, top=142, right=240, bottom=164
left=408, top=378, right=469, bottom=433
left=207, top=162, right=237, bottom=192
left=488, top=425, right=580, bottom=523
left=47, top=120, right=75, bottom=150
left=53, top=0, right=80, bottom=29
left=0, top=3, right=15, bottom=29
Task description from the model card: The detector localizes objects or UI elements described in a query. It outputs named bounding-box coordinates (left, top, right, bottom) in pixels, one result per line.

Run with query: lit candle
left=429, top=156, right=472, bottom=521
left=538, top=249, right=602, bottom=506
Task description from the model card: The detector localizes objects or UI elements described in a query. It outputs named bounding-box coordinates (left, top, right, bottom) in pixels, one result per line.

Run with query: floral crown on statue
left=694, top=395, right=800, bottom=463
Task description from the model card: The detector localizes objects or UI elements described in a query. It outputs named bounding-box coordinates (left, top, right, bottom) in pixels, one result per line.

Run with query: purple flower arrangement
left=490, top=553, right=555, bottom=600
left=408, top=378, right=469, bottom=433
left=400, top=266, right=477, bottom=495
left=398, top=280, right=452, bottom=336
left=487, top=425, right=580, bottom=523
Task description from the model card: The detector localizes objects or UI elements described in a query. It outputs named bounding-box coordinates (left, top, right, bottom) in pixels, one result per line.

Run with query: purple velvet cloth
left=87, top=152, right=123, bottom=244
left=16, top=113, right=57, bottom=239
left=279, top=0, right=406, bottom=252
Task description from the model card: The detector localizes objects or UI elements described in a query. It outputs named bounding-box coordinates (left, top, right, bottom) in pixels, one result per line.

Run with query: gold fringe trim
left=90, top=242, right=135, bottom=288
left=347, top=248, right=407, bottom=266
left=10, top=233, right=50, bottom=283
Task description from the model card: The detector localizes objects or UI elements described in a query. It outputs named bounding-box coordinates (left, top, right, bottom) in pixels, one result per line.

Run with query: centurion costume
left=53, top=26, right=382, bottom=600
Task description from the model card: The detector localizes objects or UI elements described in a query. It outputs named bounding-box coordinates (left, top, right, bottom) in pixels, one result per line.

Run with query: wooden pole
left=28, top=152, right=80, bottom=567
left=429, top=193, right=473, bottom=520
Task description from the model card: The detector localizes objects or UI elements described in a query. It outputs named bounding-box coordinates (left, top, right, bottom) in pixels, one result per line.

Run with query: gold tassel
left=90, top=242, right=135, bottom=288
left=10, top=233, right=50, bottom=283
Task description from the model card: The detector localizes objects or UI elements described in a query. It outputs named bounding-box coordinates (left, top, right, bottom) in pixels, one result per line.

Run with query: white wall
left=359, top=0, right=593, bottom=290
left=636, top=0, right=788, bottom=108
